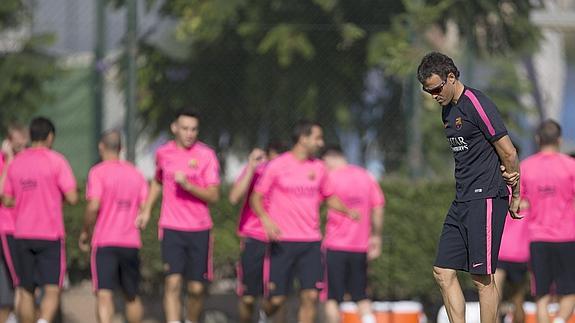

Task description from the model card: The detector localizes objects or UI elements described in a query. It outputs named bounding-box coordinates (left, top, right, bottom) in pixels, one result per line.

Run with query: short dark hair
left=417, top=52, right=460, bottom=83
left=265, top=141, right=288, bottom=156
left=321, top=144, right=344, bottom=158
left=536, top=119, right=561, bottom=146
left=100, top=129, right=122, bottom=153
left=291, top=119, right=321, bottom=144
left=29, top=117, right=55, bottom=142
left=174, top=108, right=200, bottom=122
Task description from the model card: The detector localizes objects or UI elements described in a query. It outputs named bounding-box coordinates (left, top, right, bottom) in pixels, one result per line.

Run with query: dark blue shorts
left=238, top=237, right=267, bottom=297
left=435, top=196, right=508, bottom=274
left=161, top=229, right=212, bottom=282
left=325, top=249, right=368, bottom=302
left=92, top=246, right=140, bottom=299
left=14, top=238, right=65, bottom=292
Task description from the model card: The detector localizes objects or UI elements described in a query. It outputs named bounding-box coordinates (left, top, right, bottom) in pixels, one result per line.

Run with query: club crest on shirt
left=188, top=159, right=198, bottom=168
left=308, top=171, right=316, bottom=181
left=455, top=117, right=463, bottom=130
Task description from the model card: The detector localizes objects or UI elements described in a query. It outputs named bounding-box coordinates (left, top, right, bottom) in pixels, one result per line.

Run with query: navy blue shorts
left=497, top=260, right=528, bottom=285
left=325, top=249, right=368, bottom=302
left=530, top=241, right=575, bottom=296
left=0, top=234, right=17, bottom=306
left=161, top=229, right=212, bottom=282
left=267, top=241, right=323, bottom=297
left=92, top=246, right=140, bottom=299
left=14, top=238, right=65, bottom=292
left=435, top=196, right=508, bottom=274
left=238, top=237, right=267, bottom=297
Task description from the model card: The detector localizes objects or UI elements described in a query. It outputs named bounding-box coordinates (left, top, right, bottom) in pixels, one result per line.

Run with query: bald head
left=100, top=130, right=122, bottom=153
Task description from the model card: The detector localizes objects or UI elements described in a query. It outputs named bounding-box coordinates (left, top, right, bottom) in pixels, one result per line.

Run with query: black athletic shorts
left=530, top=241, right=575, bottom=296
left=237, top=237, right=267, bottom=297
left=161, top=229, right=212, bottom=282
left=497, top=260, right=528, bottom=285
left=267, top=241, right=323, bottom=297
left=325, top=249, right=368, bottom=302
left=435, top=196, right=508, bottom=274
left=14, top=238, right=65, bottom=292
left=92, top=246, right=140, bottom=299
left=0, top=234, right=17, bottom=306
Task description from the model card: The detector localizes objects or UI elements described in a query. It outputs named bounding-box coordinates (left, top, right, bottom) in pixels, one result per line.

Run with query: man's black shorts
left=325, top=249, right=368, bottom=303
left=237, top=237, right=267, bottom=297
left=267, top=241, right=323, bottom=297
left=161, top=229, right=212, bottom=282
left=0, top=234, right=18, bottom=306
left=14, top=238, right=65, bottom=292
left=435, top=196, right=508, bottom=274
left=497, top=260, right=528, bottom=285
left=530, top=241, right=575, bottom=296
left=92, top=246, right=140, bottom=299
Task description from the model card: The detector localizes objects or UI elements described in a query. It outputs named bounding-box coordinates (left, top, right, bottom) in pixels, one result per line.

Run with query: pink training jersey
left=3, top=147, right=77, bottom=240
left=521, top=151, right=575, bottom=242
left=498, top=208, right=530, bottom=263
left=323, top=165, right=385, bottom=252
left=0, top=154, right=16, bottom=234
left=254, top=152, right=333, bottom=242
left=236, top=163, right=268, bottom=241
left=86, top=160, right=148, bottom=248
left=155, top=141, right=220, bottom=233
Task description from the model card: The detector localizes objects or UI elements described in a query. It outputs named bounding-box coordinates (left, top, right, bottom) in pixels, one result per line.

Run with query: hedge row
left=62, top=180, right=475, bottom=302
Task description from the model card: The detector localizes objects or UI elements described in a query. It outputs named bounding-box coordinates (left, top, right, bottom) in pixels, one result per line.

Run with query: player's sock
left=167, top=321, right=181, bottom=323
left=37, top=319, right=49, bottom=323
left=361, top=313, right=377, bottom=323
left=258, top=310, right=269, bottom=323
left=553, top=318, right=566, bottom=323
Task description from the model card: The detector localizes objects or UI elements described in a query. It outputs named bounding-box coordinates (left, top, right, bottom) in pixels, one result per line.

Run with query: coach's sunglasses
left=422, top=80, right=446, bottom=95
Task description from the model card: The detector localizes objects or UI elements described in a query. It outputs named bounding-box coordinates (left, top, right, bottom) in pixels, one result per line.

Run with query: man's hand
left=500, top=165, right=519, bottom=187
left=78, top=231, right=90, bottom=253
left=135, top=210, right=151, bottom=230
left=248, top=148, right=266, bottom=169
left=1, top=139, right=14, bottom=161
left=367, top=235, right=382, bottom=260
left=509, top=195, right=523, bottom=219
left=348, top=209, right=360, bottom=221
left=261, top=216, right=281, bottom=241
left=174, top=171, right=188, bottom=187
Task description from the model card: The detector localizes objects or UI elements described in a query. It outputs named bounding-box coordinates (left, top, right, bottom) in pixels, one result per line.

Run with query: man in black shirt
left=417, top=52, right=521, bottom=323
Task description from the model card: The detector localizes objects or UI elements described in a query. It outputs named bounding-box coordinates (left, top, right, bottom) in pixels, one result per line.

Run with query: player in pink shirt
left=520, top=120, right=575, bottom=323
left=321, top=146, right=385, bottom=323
left=251, top=120, right=359, bottom=323
left=140, top=109, right=220, bottom=323
left=0, top=124, right=28, bottom=322
left=229, top=143, right=286, bottom=323
left=2, top=117, right=78, bottom=323
left=77, top=131, right=148, bottom=323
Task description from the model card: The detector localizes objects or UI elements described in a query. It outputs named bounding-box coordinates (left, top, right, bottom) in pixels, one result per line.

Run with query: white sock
left=553, top=318, right=566, bottom=323
left=37, top=319, right=49, bottom=323
left=361, top=313, right=377, bottom=323
left=167, top=321, right=181, bottom=323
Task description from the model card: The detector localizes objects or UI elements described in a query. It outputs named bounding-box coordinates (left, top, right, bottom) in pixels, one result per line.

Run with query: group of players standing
left=0, top=112, right=385, bottom=323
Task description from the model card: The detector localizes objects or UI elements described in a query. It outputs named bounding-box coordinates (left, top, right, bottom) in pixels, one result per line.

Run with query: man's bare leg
left=536, top=295, right=551, bottom=323
left=38, top=285, right=60, bottom=322
left=471, top=274, right=499, bottom=323
left=186, top=281, right=205, bottom=323
left=434, top=267, right=465, bottom=323
left=164, top=274, right=183, bottom=322
left=299, top=289, right=318, bottom=323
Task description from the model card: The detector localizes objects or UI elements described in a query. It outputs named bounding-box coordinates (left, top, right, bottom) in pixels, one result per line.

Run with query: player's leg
left=94, top=247, right=120, bottom=323
left=161, top=229, right=187, bottom=323
left=504, top=263, right=528, bottom=323
left=264, top=242, right=294, bottom=318
left=324, top=249, right=346, bottom=323
left=238, top=238, right=267, bottom=323
left=554, top=242, right=575, bottom=322
left=348, top=252, right=374, bottom=323
left=119, top=247, right=143, bottom=323
left=37, top=239, right=65, bottom=322
left=297, top=242, right=322, bottom=323
left=530, top=242, right=553, bottom=323
left=434, top=202, right=468, bottom=323
left=13, top=239, right=35, bottom=323
left=185, top=230, right=211, bottom=323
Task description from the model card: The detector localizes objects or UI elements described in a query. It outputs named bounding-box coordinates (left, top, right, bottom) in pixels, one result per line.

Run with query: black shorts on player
left=0, top=234, right=17, bottom=308
left=93, top=247, right=140, bottom=299
left=161, top=229, right=212, bottom=282
left=238, top=237, right=267, bottom=297
left=497, top=260, right=528, bottom=285
left=435, top=196, right=508, bottom=275
left=325, top=249, right=368, bottom=302
left=15, top=239, right=64, bottom=292
left=267, top=241, right=322, bottom=297
left=530, top=241, right=575, bottom=296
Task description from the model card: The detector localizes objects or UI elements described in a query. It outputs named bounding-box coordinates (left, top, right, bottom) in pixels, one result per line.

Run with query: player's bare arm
left=79, top=199, right=100, bottom=252
left=138, top=179, right=162, bottom=228
left=174, top=171, right=220, bottom=203
left=250, top=191, right=280, bottom=240
left=493, top=135, right=521, bottom=219
left=326, top=196, right=360, bottom=220
left=368, top=206, right=384, bottom=260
